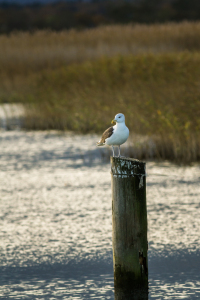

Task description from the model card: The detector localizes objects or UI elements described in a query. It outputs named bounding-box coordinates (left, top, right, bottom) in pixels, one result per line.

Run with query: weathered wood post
left=111, top=157, right=148, bottom=299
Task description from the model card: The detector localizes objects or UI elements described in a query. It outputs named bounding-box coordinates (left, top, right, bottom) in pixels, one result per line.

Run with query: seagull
left=96, top=113, right=129, bottom=157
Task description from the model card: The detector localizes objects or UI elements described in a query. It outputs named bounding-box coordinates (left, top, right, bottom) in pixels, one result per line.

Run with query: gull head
left=111, top=113, right=125, bottom=124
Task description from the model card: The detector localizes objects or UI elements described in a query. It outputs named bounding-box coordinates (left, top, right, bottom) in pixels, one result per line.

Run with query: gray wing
left=98, top=126, right=114, bottom=144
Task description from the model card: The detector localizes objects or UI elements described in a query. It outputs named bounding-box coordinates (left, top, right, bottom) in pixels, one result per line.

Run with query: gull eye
left=119, top=116, right=121, bottom=118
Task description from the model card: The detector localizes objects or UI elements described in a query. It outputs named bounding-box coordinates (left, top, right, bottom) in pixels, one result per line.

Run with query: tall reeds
left=1, top=21, right=200, bottom=76
left=0, top=22, right=200, bottom=163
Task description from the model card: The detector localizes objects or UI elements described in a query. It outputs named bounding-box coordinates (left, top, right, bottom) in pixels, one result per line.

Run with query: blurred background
left=0, top=0, right=200, bottom=299
left=0, top=0, right=200, bottom=162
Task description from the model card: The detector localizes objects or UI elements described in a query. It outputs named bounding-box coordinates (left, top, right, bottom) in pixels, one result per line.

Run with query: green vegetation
left=0, top=22, right=200, bottom=163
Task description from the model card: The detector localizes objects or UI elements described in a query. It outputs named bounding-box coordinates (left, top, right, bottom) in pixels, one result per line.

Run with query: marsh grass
left=1, top=22, right=200, bottom=163
left=20, top=53, right=200, bottom=163
left=1, top=21, right=200, bottom=76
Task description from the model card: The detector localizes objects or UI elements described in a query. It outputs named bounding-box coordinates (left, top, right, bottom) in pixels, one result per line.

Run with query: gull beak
left=111, top=119, right=116, bottom=124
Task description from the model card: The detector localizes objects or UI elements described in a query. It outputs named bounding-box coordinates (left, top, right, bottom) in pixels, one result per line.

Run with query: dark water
left=0, top=132, right=200, bottom=299
left=1, top=252, right=200, bottom=299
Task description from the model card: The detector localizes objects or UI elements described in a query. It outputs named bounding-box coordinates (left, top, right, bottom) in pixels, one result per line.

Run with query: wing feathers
left=96, top=126, right=114, bottom=145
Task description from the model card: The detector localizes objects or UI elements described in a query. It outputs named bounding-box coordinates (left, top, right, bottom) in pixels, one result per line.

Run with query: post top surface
left=111, top=157, right=142, bottom=162
left=110, top=156, right=145, bottom=176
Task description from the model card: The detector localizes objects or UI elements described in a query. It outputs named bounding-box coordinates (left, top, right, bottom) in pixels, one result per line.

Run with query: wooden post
left=111, top=157, right=148, bottom=299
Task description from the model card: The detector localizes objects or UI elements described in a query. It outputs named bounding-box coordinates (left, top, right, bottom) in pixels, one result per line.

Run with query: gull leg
left=118, top=145, right=121, bottom=157
left=112, top=146, right=115, bottom=157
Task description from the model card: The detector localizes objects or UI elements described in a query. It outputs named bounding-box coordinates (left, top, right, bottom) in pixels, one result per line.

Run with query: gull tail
left=96, top=142, right=104, bottom=146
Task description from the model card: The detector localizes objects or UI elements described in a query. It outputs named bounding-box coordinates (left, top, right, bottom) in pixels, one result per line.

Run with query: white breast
left=105, top=125, right=129, bottom=146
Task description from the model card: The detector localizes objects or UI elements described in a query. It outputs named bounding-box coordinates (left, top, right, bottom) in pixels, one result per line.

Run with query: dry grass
left=21, top=53, right=200, bottom=163
left=1, top=21, right=200, bottom=76
left=0, top=22, right=200, bottom=163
